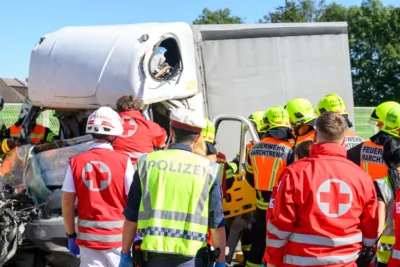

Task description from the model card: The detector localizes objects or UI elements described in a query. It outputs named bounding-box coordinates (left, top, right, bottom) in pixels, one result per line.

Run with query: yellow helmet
left=248, top=111, right=266, bottom=133
left=285, top=98, right=316, bottom=125
left=370, top=101, right=400, bottom=124
left=263, top=105, right=291, bottom=132
left=201, top=118, right=215, bottom=143
left=381, top=107, right=400, bottom=138
left=316, top=94, right=348, bottom=116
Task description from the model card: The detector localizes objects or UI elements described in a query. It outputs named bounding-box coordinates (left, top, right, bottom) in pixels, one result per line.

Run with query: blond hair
left=192, top=135, right=207, bottom=157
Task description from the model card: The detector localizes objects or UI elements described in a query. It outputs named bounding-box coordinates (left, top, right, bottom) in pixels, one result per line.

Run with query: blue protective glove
left=119, top=251, right=133, bottom=267
left=214, top=262, right=226, bottom=267
left=134, top=235, right=142, bottom=242
left=262, top=263, right=267, bottom=267
left=67, top=237, right=80, bottom=257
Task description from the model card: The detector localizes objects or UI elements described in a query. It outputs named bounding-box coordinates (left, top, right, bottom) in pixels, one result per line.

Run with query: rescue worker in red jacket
left=112, top=95, right=167, bottom=168
left=246, top=106, right=294, bottom=267
left=347, top=101, right=400, bottom=181
left=387, top=137, right=400, bottom=266
left=263, top=139, right=314, bottom=264
left=0, top=103, right=57, bottom=157
left=62, top=107, right=134, bottom=267
left=265, top=111, right=378, bottom=267
left=315, top=93, right=364, bottom=150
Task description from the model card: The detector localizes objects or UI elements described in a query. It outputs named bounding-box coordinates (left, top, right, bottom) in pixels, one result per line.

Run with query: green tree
left=193, top=8, right=244, bottom=25
left=347, top=0, right=400, bottom=105
left=259, top=0, right=400, bottom=106
left=259, top=0, right=326, bottom=23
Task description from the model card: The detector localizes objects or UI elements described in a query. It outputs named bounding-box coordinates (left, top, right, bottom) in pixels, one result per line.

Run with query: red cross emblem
left=120, top=117, right=137, bottom=138
left=82, top=161, right=111, bottom=191
left=317, top=179, right=352, bottom=218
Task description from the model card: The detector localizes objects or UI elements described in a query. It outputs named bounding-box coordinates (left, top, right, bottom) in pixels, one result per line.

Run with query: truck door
left=141, top=23, right=199, bottom=103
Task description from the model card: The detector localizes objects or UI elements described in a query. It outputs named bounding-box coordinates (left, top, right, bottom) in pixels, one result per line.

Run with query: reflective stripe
left=30, top=133, right=45, bottom=138
left=78, top=219, right=124, bottom=229
left=138, top=210, right=208, bottom=226
left=283, top=251, right=360, bottom=266
left=245, top=261, right=262, bottom=267
left=267, top=221, right=291, bottom=240
left=138, top=156, right=218, bottom=219
left=391, top=249, right=400, bottom=259
left=241, top=244, right=251, bottom=251
left=139, top=227, right=207, bottom=242
left=77, top=232, right=122, bottom=242
left=378, top=242, right=393, bottom=251
left=124, top=151, right=146, bottom=158
left=46, top=132, right=57, bottom=141
left=289, top=232, right=362, bottom=247
left=256, top=200, right=269, bottom=210
left=266, top=237, right=286, bottom=248
left=364, top=237, right=378, bottom=247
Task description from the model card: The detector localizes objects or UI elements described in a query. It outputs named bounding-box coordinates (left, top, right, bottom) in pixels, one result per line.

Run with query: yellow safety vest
left=375, top=177, right=395, bottom=264
left=137, top=149, right=220, bottom=257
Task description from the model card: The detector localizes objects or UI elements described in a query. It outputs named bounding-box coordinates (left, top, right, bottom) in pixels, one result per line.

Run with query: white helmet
left=86, top=107, right=123, bottom=136
left=19, top=103, right=32, bottom=119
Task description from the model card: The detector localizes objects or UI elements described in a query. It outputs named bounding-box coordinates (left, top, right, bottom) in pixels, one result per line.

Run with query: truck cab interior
left=150, top=38, right=182, bottom=81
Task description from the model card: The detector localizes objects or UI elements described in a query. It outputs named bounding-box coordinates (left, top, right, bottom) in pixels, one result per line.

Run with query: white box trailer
left=28, top=22, right=354, bottom=159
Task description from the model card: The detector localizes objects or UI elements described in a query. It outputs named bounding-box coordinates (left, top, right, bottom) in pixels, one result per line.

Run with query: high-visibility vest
left=10, top=124, right=46, bottom=144
left=70, top=148, right=129, bottom=249
left=295, top=129, right=315, bottom=144
left=375, top=177, right=395, bottom=264
left=344, top=130, right=364, bottom=150
left=137, top=149, right=220, bottom=257
left=360, top=140, right=387, bottom=180
left=249, top=137, right=293, bottom=210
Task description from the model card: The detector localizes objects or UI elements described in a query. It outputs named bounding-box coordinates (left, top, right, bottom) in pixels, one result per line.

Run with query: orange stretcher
left=222, top=171, right=256, bottom=219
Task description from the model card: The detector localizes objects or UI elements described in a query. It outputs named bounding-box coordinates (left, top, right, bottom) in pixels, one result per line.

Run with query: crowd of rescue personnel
left=0, top=93, right=400, bottom=267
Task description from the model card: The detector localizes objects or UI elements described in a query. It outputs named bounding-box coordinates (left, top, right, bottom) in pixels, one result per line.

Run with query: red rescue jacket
left=389, top=189, right=400, bottom=266
left=70, top=148, right=129, bottom=249
left=113, top=110, right=167, bottom=165
left=265, top=143, right=378, bottom=267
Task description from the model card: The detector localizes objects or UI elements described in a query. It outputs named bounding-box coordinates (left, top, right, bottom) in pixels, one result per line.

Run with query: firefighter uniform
left=315, top=93, right=364, bottom=150
left=246, top=106, right=294, bottom=267
left=265, top=141, right=378, bottom=266
left=113, top=109, right=167, bottom=167
left=1, top=103, right=57, bottom=156
left=348, top=101, right=400, bottom=181
left=62, top=107, right=134, bottom=267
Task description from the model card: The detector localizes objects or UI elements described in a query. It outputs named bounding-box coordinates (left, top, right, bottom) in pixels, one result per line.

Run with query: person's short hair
left=295, top=140, right=314, bottom=159
left=116, top=95, right=145, bottom=113
left=315, top=111, right=347, bottom=142
left=172, top=127, right=199, bottom=144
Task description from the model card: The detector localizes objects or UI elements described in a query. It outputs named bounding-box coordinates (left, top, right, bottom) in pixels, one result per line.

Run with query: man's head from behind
left=314, top=111, right=347, bottom=145
left=116, top=95, right=145, bottom=113
left=169, top=109, right=206, bottom=148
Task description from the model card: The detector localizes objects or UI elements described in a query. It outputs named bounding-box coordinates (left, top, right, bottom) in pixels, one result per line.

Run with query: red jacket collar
left=310, top=143, right=347, bottom=158
left=119, top=110, right=143, bottom=119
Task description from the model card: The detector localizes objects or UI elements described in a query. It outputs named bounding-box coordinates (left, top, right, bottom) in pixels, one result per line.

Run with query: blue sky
left=0, top=0, right=398, bottom=80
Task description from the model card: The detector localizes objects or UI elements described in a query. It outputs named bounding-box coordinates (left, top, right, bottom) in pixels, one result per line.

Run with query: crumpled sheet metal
left=1, top=141, right=92, bottom=205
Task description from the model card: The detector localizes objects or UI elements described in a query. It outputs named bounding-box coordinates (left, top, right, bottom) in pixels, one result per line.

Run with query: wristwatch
left=66, top=232, right=77, bottom=238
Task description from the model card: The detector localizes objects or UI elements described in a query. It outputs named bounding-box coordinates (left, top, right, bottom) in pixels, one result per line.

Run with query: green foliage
left=193, top=8, right=244, bottom=25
